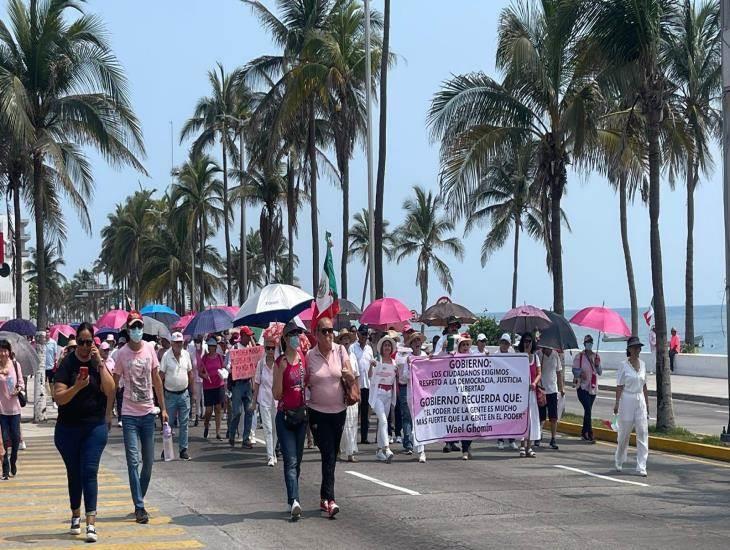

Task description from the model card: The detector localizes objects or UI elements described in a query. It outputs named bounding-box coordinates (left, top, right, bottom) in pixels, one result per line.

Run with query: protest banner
left=410, top=353, right=530, bottom=443
left=230, top=347, right=264, bottom=380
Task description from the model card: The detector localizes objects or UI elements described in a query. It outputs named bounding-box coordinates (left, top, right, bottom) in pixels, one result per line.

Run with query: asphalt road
left=96, top=414, right=730, bottom=550
left=563, top=389, right=729, bottom=435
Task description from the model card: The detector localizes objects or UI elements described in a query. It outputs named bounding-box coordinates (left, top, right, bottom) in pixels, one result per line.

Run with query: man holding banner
left=227, top=331, right=263, bottom=449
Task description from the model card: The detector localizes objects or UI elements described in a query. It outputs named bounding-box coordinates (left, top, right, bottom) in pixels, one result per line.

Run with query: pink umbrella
left=296, top=302, right=315, bottom=323
left=210, top=305, right=239, bottom=317
left=570, top=306, right=631, bottom=337
left=48, top=324, right=76, bottom=340
left=96, top=309, right=130, bottom=330
left=171, top=313, right=196, bottom=331
left=359, top=298, right=412, bottom=330
left=499, top=305, right=551, bottom=333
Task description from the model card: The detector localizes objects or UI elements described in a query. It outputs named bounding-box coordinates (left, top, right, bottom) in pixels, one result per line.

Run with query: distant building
left=0, top=214, right=31, bottom=321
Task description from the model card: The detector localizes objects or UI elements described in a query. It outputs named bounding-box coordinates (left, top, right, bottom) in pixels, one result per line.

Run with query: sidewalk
left=599, top=370, right=729, bottom=405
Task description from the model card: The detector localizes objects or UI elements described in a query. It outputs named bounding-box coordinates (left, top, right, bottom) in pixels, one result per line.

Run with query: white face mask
left=584, top=342, right=593, bottom=351
left=129, top=327, right=144, bottom=343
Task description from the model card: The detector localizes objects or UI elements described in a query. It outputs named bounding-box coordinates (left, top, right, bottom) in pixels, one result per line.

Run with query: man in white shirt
left=159, top=332, right=193, bottom=460
left=351, top=325, right=374, bottom=444
left=537, top=345, right=564, bottom=450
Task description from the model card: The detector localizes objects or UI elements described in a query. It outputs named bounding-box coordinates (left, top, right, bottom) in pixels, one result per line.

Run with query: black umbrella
left=1, top=318, right=38, bottom=337
left=420, top=299, right=477, bottom=327
left=537, top=310, right=578, bottom=351
left=0, top=331, right=39, bottom=376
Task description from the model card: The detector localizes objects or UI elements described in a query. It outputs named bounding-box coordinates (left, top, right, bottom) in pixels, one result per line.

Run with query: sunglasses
left=77, top=339, right=94, bottom=347
left=265, top=346, right=276, bottom=351
left=319, top=328, right=335, bottom=335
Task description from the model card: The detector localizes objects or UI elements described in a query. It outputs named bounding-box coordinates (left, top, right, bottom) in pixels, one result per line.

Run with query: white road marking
left=554, top=465, right=649, bottom=487
left=714, top=410, right=727, bottom=414
left=345, top=470, right=421, bottom=496
left=596, top=396, right=614, bottom=400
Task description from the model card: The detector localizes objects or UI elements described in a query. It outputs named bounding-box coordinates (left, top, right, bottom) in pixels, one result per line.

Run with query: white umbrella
left=233, top=284, right=314, bottom=328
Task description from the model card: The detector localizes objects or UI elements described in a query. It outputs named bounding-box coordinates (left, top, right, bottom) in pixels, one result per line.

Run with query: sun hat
left=406, top=331, right=425, bottom=346
left=499, top=333, right=512, bottom=345
left=336, top=328, right=353, bottom=344
left=377, top=335, right=397, bottom=356
left=66, top=338, right=78, bottom=348
left=626, top=336, right=643, bottom=349
left=171, top=332, right=184, bottom=343
left=446, top=315, right=461, bottom=327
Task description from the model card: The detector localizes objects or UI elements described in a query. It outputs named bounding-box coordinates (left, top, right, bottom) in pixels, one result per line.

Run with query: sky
left=2, top=0, right=726, bottom=316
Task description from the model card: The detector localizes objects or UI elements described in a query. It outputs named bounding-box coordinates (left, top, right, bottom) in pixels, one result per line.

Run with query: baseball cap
left=477, top=333, right=487, bottom=342
left=100, top=342, right=110, bottom=351
left=127, top=311, right=144, bottom=328
left=500, top=333, right=512, bottom=344
left=241, top=326, right=254, bottom=337
left=118, top=336, right=127, bottom=345
left=171, top=332, right=184, bottom=343
left=105, top=334, right=115, bottom=342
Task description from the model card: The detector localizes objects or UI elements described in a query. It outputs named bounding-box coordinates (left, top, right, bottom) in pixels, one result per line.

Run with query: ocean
left=422, top=304, right=729, bottom=355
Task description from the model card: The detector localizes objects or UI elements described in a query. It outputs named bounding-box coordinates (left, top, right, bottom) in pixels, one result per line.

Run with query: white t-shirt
left=159, top=349, right=193, bottom=392
left=254, top=357, right=277, bottom=408
left=616, top=360, right=646, bottom=394
left=350, top=341, right=374, bottom=390
left=538, top=351, right=562, bottom=394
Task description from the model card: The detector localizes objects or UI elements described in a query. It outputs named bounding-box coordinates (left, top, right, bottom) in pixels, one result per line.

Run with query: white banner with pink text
left=410, top=354, right=531, bottom=443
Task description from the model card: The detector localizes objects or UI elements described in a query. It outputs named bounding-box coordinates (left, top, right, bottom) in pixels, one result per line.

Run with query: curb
left=597, top=384, right=729, bottom=407
left=557, top=420, right=730, bottom=463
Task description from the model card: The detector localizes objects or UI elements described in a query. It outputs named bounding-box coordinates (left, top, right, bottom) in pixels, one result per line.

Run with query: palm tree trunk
left=374, top=0, right=390, bottom=299
left=420, top=262, right=429, bottom=321
left=647, top=98, right=674, bottom=430
left=199, top=218, right=206, bottom=310
left=549, top=172, right=565, bottom=315
left=10, top=175, right=23, bottom=318
left=618, top=174, right=639, bottom=337
left=308, top=100, right=320, bottom=292
left=512, top=217, right=520, bottom=310
left=239, top=129, right=246, bottom=304
left=222, top=140, right=232, bottom=306
left=360, top=260, right=369, bottom=311
left=32, top=154, right=47, bottom=329
left=339, top=152, right=350, bottom=299
left=684, top=155, right=697, bottom=348
left=286, top=156, right=295, bottom=285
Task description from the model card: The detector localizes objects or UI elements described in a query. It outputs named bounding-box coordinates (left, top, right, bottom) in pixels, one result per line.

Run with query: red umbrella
left=499, top=305, right=551, bottom=333
left=359, top=298, right=412, bottom=330
left=48, top=324, right=76, bottom=340
left=96, top=309, right=130, bottom=330
left=569, top=306, right=631, bottom=337
left=171, top=313, right=196, bottom=331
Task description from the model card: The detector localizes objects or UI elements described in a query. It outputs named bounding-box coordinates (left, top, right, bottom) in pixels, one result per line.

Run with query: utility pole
left=240, top=127, right=248, bottom=301
left=364, top=0, right=376, bottom=304
left=721, top=0, right=730, bottom=442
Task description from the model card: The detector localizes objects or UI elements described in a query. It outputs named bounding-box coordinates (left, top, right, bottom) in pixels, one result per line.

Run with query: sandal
left=519, top=448, right=526, bottom=458
left=527, top=449, right=537, bottom=458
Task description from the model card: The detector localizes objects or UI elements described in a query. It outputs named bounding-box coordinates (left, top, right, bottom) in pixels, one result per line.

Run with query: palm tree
left=348, top=208, right=394, bottom=309
left=589, top=0, right=680, bottom=430
left=171, top=153, right=225, bottom=310
left=666, top=0, right=721, bottom=349
left=463, top=141, right=553, bottom=310
left=393, top=186, right=464, bottom=319
left=180, top=63, right=242, bottom=306
left=24, top=245, right=67, bottom=316
left=0, top=0, right=146, bottom=329
left=427, top=0, right=598, bottom=316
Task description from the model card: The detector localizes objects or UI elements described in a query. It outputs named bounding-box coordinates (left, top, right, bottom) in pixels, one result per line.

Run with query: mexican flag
left=312, top=232, right=340, bottom=330
left=643, top=298, right=654, bottom=327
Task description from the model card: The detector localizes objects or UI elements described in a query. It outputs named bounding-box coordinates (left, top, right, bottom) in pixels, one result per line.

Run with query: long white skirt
left=527, top=391, right=541, bottom=441
left=342, top=402, right=359, bottom=456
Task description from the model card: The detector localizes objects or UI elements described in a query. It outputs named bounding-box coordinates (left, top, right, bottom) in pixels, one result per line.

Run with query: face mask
left=129, top=328, right=144, bottom=343
left=288, top=335, right=300, bottom=349
left=584, top=342, right=593, bottom=351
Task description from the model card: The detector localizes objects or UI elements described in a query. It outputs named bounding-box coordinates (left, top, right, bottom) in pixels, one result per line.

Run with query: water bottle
left=610, top=414, right=619, bottom=432
left=162, top=422, right=175, bottom=461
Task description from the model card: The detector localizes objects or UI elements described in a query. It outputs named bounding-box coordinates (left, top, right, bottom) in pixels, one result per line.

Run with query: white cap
left=500, top=333, right=512, bottom=344
left=477, top=333, right=487, bottom=342
left=171, top=331, right=184, bottom=343
left=106, top=334, right=115, bottom=342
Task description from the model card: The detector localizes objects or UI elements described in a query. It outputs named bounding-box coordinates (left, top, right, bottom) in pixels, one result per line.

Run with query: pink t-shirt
left=305, top=344, right=347, bottom=414
left=114, top=342, right=159, bottom=417
left=199, top=353, right=225, bottom=390
left=0, top=361, right=25, bottom=416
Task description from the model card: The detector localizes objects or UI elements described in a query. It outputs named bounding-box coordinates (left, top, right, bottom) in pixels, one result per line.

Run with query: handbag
left=13, top=361, right=27, bottom=408
left=283, top=359, right=308, bottom=430
left=339, top=345, right=360, bottom=406
left=536, top=384, right=547, bottom=408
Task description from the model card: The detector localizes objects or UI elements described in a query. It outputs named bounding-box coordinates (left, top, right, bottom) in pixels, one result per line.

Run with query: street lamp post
left=721, top=0, right=730, bottom=442
left=364, top=0, right=376, bottom=304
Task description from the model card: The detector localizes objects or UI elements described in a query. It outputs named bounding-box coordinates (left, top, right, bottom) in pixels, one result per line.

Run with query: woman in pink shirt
left=305, top=316, right=356, bottom=519
left=0, top=339, right=25, bottom=480
left=199, top=335, right=226, bottom=440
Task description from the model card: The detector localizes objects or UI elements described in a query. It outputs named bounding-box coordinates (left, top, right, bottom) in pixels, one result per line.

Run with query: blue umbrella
left=183, top=308, right=233, bottom=337
left=1, top=318, right=37, bottom=337
left=140, top=304, right=180, bottom=327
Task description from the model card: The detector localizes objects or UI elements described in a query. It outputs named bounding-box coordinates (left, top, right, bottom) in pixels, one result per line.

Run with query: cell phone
left=79, top=366, right=89, bottom=379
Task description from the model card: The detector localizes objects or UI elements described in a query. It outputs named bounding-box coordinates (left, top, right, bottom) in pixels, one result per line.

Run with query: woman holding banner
left=517, top=333, right=541, bottom=458
left=402, top=332, right=427, bottom=463
left=456, top=334, right=476, bottom=460
left=369, top=335, right=398, bottom=464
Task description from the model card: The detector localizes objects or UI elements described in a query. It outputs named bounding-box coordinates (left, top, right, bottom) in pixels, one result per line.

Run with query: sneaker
left=290, top=500, right=302, bottom=519
left=375, top=449, right=388, bottom=462
left=462, top=452, right=472, bottom=461
left=117, top=421, right=122, bottom=428
left=320, top=499, right=330, bottom=515
left=637, top=470, right=648, bottom=477
left=328, top=500, right=340, bottom=518
left=179, top=449, right=191, bottom=460
left=442, top=444, right=451, bottom=453
left=404, top=449, right=413, bottom=456
left=53, top=402, right=58, bottom=409
left=69, top=516, right=81, bottom=535
left=215, top=434, right=223, bottom=441
left=509, top=441, right=519, bottom=450
left=615, top=465, right=622, bottom=473
left=418, top=451, right=426, bottom=463
left=1, top=474, right=8, bottom=480
left=395, top=436, right=402, bottom=444
left=267, top=457, right=276, bottom=467
left=135, top=508, right=149, bottom=524
left=242, top=440, right=254, bottom=449
left=497, top=440, right=505, bottom=450
left=384, top=448, right=394, bottom=463
left=19, top=441, right=26, bottom=450
left=86, top=525, right=97, bottom=543
left=549, top=439, right=559, bottom=450
left=10, top=463, right=16, bottom=476
left=389, top=436, right=394, bottom=444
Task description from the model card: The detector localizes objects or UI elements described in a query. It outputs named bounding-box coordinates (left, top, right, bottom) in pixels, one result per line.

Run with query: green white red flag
left=312, top=232, right=340, bottom=330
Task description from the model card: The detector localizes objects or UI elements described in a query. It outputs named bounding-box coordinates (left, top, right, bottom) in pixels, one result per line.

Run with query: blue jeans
left=398, top=385, right=413, bottom=451
left=165, top=390, right=190, bottom=453
left=0, top=414, right=21, bottom=477
left=228, top=379, right=253, bottom=442
left=54, top=422, right=108, bottom=515
left=276, top=411, right=306, bottom=505
left=122, top=413, right=156, bottom=510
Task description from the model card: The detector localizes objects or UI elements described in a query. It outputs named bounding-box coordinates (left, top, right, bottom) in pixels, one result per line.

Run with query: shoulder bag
left=13, top=361, right=27, bottom=408
left=283, top=359, right=308, bottom=430
left=339, top=344, right=360, bottom=406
